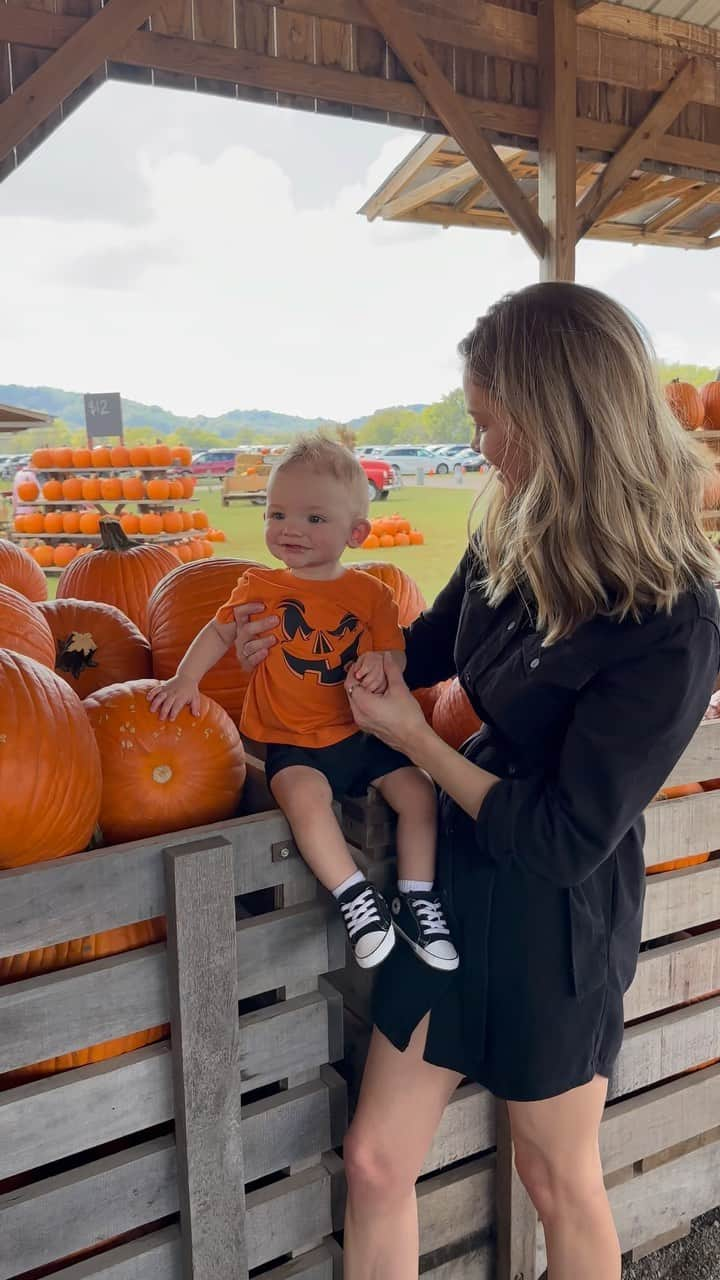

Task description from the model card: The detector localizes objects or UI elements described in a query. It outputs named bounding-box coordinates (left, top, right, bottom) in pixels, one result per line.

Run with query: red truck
left=360, top=456, right=394, bottom=501
left=193, top=448, right=393, bottom=500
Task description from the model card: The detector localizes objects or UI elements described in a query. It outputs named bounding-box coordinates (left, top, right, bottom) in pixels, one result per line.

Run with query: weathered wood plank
left=193, top=0, right=235, bottom=97
left=609, top=996, right=720, bottom=1099
left=537, top=0, right=577, bottom=280
left=421, top=1244, right=493, bottom=1280
left=0, top=810, right=313, bottom=957
left=240, top=988, right=343, bottom=1091
left=41, top=1234, right=340, bottom=1280
left=150, top=0, right=193, bottom=88
left=422, top=1084, right=496, bottom=1176
left=600, top=1063, right=720, bottom=1174
left=625, top=929, right=720, bottom=1020
left=665, top=718, right=720, bottom=786
left=246, top=1165, right=333, bottom=1269
left=644, top=790, right=720, bottom=867
left=164, top=839, right=247, bottom=1278
left=642, top=860, right=720, bottom=941
left=417, top=1156, right=495, bottom=1255
left=495, top=1099, right=537, bottom=1280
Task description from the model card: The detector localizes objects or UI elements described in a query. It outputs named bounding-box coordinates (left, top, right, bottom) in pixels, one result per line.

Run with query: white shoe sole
left=395, top=926, right=459, bottom=971
left=355, top=924, right=396, bottom=969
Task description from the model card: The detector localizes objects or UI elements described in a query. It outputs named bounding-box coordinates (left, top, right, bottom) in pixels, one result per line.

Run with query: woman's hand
left=346, top=654, right=428, bottom=754
left=233, top=602, right=277, bottom=670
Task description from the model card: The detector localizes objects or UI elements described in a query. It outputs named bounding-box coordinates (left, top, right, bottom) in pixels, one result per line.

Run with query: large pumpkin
left=664, top=379, right=704, bottom=431
left=84, top=679, right=247, bottom=844
left=0, top=918, right=169, bottom=1088
left=0, top=537, right=47, bottom=602
left=431, top=677, right=483, bottom=749
left=147, top=559, right=260, bottom=722
left=413, top=682, right=448, bottom=725
left=646, top=783, right=710, bottom=874
left=701, top=381, right=720, bottom=430
left=0, top=652, right=102, bottom=868
left=0, top=584, right=55, bottom=668
left=56, top=518, right=176, bottom=633
left=355, top=562, right=427, bottom=626
left=37, top=597, right=152, bottom=699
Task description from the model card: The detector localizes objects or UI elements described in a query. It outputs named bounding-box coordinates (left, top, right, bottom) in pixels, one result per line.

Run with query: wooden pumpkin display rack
left=12, top=446, right=220, bottom=575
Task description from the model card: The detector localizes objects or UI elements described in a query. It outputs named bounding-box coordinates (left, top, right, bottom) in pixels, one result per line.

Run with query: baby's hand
left=147, top=676, right=202, bottom=721
left=350, top=651, right=388, bottom=695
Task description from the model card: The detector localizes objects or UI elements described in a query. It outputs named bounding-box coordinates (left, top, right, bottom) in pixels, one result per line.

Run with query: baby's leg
left=374, top=766, right=437, bottom=885
left=270, top=765, right=357, bottom=892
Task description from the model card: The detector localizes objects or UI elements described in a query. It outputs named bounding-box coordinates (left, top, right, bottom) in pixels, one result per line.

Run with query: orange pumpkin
left=181, top=510, right=194, bottom=531
left=148, top=559, right=261, bottom=721
left=122, top=474, right=145, bottom=501
left=78, top=510, right=101, bottom=535
left=44, top=511, right=64, bottom=534
left=432, top=678, right=483, bottom=749
left=110, top=445, right=131, bottom=468
left=409, top=531, right=425, bottom=545
left=85, top=679, right=247, bottom=844
left=30, top=448, right=53, bottom=469
left=82, top=477, right=102, bottom=501
left=170, top=445, right=192, bottom=467
left=168, top=478, right=184, bottom=501
left=38, top=597, right=152, bottom=698
left=31, top=545, right=54, bottom=568
left=54, top=544, right=78, bottom=568
left=0, top=538, right=47, bottom=601
left=62, top=477, right=83, bottom=501
left=121, top=513, right=140, bottom=536
left=162, top=511, right=183, bottom=534
left=91, top=446, right=112, bottom=468
left=354, top=561, right=427, bottom=626
left=129, top=446, right=150, bottom=467
left=42, top=479, right=63, bottom=502
left=139, top=512, right=163, bottom=535
left=362, top=534, right=380, bottom=549
left=62, top=511, right=82, bottom=535
left=701, top=381, right=720, bottom=430
left=394, top=533, right=411, bottom=547
left=646, top=782, right=710, bottom=874
left=72, top=448, right=92, bottom=469
left=175, top=541, right=193, bottom=563
left=379, top=534, right=395, bottom=548
left=100, top=477, right=123, bottom=501
left=181, top=475, right=195, bottom=498
left=0, top=585, right=55, bottom=668
left=192, top=510, right=209, bottom=530
left=149, top=444, right=171, bottom=467
left=0, top=918, right=168, bottom=1086
left=146, top=478, right=170, bottom=501
left=16, top=480, right=39, bottom=503
left=413, top=683, right=446, bottom=725
left=53, top=447, right=74, bottom=469
left=664, top=379, right=704, bottom=431
left=24, top=512, right=45, bottom=535
left=13, top=515, right=27, bottom=534
left=56, top=518, right=177, bottom=632
left=0, top=651, right=102, bottom=868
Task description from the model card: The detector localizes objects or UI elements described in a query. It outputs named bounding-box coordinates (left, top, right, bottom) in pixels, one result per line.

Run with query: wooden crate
left=0, top=778, right=347, bottom=1280
left=332, top=720, right=720, bottom=1278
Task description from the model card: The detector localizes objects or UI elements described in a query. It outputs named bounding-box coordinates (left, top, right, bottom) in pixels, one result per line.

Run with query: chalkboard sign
left=84, top=392, right=123, bottom=441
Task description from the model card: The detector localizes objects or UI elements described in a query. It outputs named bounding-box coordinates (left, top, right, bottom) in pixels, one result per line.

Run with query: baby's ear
left=348, top=518, right=371, bottom=549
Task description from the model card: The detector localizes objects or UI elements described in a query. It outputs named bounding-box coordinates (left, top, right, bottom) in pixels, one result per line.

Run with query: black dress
left=373, top=550, right=720, bottom=1101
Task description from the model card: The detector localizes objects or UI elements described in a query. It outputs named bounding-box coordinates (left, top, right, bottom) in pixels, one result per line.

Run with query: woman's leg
left=508, top=1074, right=620, bottom=1280
left=343, top=1015, right=462, bottom=1280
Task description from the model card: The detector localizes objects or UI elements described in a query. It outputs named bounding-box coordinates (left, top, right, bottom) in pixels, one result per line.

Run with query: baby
left=149, top=436, right=457, bottom=972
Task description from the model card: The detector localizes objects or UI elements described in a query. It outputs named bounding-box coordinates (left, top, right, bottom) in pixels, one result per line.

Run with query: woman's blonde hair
left=460, top=282, right=718, bottom=644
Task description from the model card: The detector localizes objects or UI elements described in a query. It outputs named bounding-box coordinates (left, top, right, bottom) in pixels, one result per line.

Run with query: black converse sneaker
left=336, top=880, right=395, bottom=969
left=391, top=891, right=459, bottom=971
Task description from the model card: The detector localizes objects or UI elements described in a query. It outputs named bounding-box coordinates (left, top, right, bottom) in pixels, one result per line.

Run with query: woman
left=237, top=283, right=720, bottom=1280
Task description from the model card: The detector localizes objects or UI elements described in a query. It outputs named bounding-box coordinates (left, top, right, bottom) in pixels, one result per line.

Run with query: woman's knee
left=514, top=1140, right=605, bottom=1224
left=344, top=1122, right=417, bottom=1205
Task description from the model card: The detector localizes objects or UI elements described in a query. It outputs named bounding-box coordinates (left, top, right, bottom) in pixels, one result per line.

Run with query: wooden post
left=538, top=0, right=577, bottom=282
left=165, top=837, right=248, bottom=1280
left=495, top=1098, right=538, bottom=1280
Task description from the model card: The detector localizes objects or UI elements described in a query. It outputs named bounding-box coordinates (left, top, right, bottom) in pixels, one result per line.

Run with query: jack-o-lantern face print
left=278, top=598, right=363, bottom=686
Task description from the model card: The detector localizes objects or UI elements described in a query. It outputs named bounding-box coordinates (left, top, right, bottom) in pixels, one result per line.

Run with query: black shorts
left=265, top=732, right=413, bottom=799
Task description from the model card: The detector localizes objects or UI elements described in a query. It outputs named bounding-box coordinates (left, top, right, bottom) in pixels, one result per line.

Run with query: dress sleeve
left=403, top=548, right=472, bottom=689
left=475, top=616, right=720, bottom=887
left=215, top=571, right=252, bottom=626
left=369, top=587, right=405, bottom=652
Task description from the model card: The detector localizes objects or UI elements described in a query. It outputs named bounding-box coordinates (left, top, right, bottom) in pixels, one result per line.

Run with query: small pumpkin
left=30, top=545, right=54, bottom=568
left=100, top=477, right=123, bottom=501
left=646, top=782, right=710, bottom=874
left=91, top=446, right=112, bottom=468
left=38, top=597, right=152, bottom=698
left=42, top=479, right=63, bottom=502
left=54, top=544, right=78, bottom=568
left=62, top=477, right=83, bottom=501
left=72, top=448, right=92, bottom=469
left=139, top=512, right=164, bottom=535
left=362, top=533, right=380, bottom=549
left=394, top=533, right=411, bottom=547
left=354, top=561, right=427, bottom=626
left=78, top=510, right=101, bottom=535
left=181, top=475, right=195, bottom=498
left=0, top=584, right=55, bottom=667
left=24, top=512, right=45, bottom=535
left=121, top=512, right=140, bottom=536
left=146, top=478, right=170, bottom=501
left=192, top=510, right=209, bottom=530
left=432, top=678, right=483, bottom=749
left=62, top=511, right=81, bottom=534
left=170, top=445, right=192, bottom=467
left=44, top=511, right=64, bottom=534
left=0, top=538, right=47, bottom=601
left=181, top=510, right=194, bottom=531
left=56, top=518, right=177, bottom=632
left=85, top=679, right=247, bottom=844
left=409, top=531, right=425, bottom=545
left=31, top=448, right=53, bottom=469
left=163, top=511, right=183, bottom=534
left=664, top=379, right=704, bottom=431
left=168, top=478, right=184, bottom=501
left=82, top=477, right=102, bottom=501
left=0, top=651, right=102, bottom=868
left=149, top=444, right=172, bottom=467
left=110, top=445, right=131, bottom=468
left=701, top=382, right=720, bottom=430
left=122, top=474, right=145, bottom=501
left=53, top=447, right=74, bottom=469
left=13, top=515, right=27, bottom=534
left=16, top=480, right=39, bottom=503
left=129, top=446, right=150, bottom=467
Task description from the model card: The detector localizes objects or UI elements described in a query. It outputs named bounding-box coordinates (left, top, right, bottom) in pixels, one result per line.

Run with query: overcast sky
left=1, top=81, right=717, bottom=422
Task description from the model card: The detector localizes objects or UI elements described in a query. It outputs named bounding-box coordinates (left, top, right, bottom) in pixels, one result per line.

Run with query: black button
left=507, top=764, right=516, bottom=776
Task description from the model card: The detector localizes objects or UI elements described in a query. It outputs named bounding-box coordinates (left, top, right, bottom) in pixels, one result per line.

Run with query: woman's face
left=463, top=373, right=528, bottom=495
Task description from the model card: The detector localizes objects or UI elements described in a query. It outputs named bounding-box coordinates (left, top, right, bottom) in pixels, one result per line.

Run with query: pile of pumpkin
left=17, top=473, right=196, bottom=505
left=664, top=376, right=720, bottom=432
left=29, top=444, right=193, bottom=469
left=362, top=513, right=425, bottom=550
left=21, top=515, right=226, bottom=570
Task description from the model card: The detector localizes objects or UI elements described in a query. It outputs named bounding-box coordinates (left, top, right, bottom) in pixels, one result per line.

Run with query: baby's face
left=265, top=466, right=369, bottom=577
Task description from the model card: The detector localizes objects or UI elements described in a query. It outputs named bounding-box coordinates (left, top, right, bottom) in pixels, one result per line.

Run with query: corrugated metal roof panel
left=603, top=0, right=720, bottom=27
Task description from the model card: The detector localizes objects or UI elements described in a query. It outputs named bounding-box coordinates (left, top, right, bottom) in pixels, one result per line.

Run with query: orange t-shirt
left=216, top=567, right=404, bottom=747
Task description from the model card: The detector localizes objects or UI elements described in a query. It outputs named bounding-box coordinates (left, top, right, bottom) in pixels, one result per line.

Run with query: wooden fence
left=1, top=724, right=719, bottom=1279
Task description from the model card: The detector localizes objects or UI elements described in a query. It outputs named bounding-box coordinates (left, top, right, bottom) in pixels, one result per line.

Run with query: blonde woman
left=236, top=283, right=720, bottom=1280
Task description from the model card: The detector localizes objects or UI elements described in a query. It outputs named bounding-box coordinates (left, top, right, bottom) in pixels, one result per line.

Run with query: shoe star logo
left=391, top=897, right=401, bottom=916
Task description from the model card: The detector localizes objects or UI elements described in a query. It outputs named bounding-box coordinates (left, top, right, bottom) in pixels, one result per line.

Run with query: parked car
left=360, top=456, right=394, bottom=501
left=461, top=451, right=489, bottom=472
left=191, top=449, right=239, bottom=477
left=377, top=445, right=437, bottom=477
left=356, top=446, right=383, bottom=458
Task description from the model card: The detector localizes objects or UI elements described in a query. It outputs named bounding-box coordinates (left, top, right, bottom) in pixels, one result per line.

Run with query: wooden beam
left=599, top=173, right=667, bottom=223
left=576, top=58, right=699, bottom=241
left=643, top=183, right=714, bottom=234
left=360, top=0, right=546, bottom=258
left=537, top=0, right=577, bottom=281
left=382, top=159, right=477, bottom=219
left=397, top=203, right=708, bottom=248
left=361, top=134, right=446, bottom=220
left=495, top=1100, right=537, bottom=1280
left=0, top=0, right=158, bottom=166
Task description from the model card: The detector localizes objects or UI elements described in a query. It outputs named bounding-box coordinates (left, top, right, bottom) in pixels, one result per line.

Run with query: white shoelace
left=340, top=888, right=381, bottom=939
left=415, top=899, right=450, bottom=937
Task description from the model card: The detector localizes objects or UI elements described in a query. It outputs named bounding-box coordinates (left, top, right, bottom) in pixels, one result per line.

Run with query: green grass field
left=200, top=483, right=480, bottom=604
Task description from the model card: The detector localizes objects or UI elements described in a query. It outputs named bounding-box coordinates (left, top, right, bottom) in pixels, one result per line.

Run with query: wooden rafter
left=382, top=160, right=477, bottom=219
left=598, top=174, right=668, bottom=224
left=575, top=58, right=699, bottom=241
left=457, top=149, right=523, bottom=213
left=360, top=0, right=546, bottom=258
left=362, top=135, right=445, bottom=221
left=537, top=0, right=577, bottom=281
left=0, top=0, right=159, bottom=165
left=643, top=183, right=714, bottom=234
left=698, top=207, right=720, bottom=239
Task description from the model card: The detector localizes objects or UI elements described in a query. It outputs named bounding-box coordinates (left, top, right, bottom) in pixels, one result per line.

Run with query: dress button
left=507, top=764, right=516, bottom=776
left=530, top=657, right=540, bottom=669
left=506, top=620, right=516, bottom=631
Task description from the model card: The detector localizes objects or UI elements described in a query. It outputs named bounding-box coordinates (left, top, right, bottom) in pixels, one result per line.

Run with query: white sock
left=398, top=879, right=433, bottom=894
left=332, top=870, right=366, bottom=899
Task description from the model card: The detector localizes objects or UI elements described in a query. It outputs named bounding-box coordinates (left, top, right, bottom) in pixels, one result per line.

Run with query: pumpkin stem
left=98, top=517, right=133, bottom=552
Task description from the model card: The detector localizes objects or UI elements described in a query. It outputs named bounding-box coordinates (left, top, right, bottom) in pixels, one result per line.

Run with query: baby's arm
left=147, top=618, right=237, bottom=720
left=352, top=648, right=407, bottom=694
